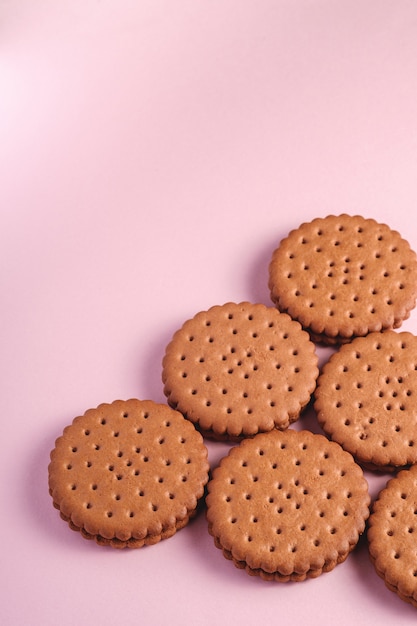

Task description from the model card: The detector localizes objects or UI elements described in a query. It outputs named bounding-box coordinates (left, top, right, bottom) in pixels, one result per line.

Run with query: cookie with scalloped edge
left=368, top=464, right=417, bottom=608
left=269, top=215, right=417, bottom=345
left=48, top=399, right=209, bottom=548
left=162, top=302, right=319, bottom=441
left=206, top=429, right=370, bottom=581
left=315, top=330, right=417, bottom=471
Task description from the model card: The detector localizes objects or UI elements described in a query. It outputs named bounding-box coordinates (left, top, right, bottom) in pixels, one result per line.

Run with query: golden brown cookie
left=314, top=331, right=417, bottom=472
left=368, top=464, right=417, bottom=608
left=162, top=302, right=319, bottom=441
left=206, top=429, right=370, bottom=581
left=268, top=215, right=417, bottom=345
left=48, top=399, right=209, bottom=548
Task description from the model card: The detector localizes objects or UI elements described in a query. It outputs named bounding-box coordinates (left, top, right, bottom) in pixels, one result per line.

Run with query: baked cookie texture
left=314, top=330, right=417, bottom=472
left=162, top=302, right=319, bottom=441
left=46, top=214, right=417, bottom=609
left=268, top=214, right=417, bottom=345
left=368, top=464, right=417, bottom=608
left=48, top=399, right=209, bottom=548
left=206, top=429, right=370, bottom=582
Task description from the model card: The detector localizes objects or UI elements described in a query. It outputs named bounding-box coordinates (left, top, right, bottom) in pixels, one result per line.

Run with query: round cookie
left=368, top=464, right=417, bottom=608
left=48, top=399, right=209, bottom=548
left=206, top=429, right=370, bottom=582
left=268, top=214, right=417, bottom=345
left=162, top=302, right=319, bottom=441
left=314, top=331, right=417, bottom=471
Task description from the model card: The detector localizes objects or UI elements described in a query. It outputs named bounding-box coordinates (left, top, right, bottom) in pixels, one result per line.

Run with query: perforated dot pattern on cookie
left=48, top=399, right=209, bottom=547
left=206, top=429, right=370, bottom=581
left=315, top=331, right=417, bottom=470
left=268, top=215, right=417, bottom=344
left=162, top=302, right=319, bottom=440
left=368, top=465, right=417, bottom=608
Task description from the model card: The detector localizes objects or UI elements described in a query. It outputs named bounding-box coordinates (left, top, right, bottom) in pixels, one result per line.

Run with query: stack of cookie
left=48, top=215, right=417, bottom=609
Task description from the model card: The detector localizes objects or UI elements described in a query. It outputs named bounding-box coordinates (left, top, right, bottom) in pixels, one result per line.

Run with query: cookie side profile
left=314, top=331, right=417, bottom=471
left=48, top=399, right=210, bottom=548
left=162, top=302, right=319, bottom=441
left=368, top=465, right=417, bottom=608
left=206, top=429, right=370, bottom=581
left=268, top=215, right=417, bottom=345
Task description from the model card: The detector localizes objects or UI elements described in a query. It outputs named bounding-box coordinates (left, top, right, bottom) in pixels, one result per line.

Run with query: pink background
left=2, top=1, right=417, bottom=624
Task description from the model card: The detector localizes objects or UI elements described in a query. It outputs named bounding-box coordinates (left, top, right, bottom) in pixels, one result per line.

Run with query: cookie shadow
left=350, top=532, right=417, bottom=619
left=184, top=509, right=281, bottom=590
left=137, top=319, right=183, bottom=405
left=246, top=233, right=285, bottom=306
left=295, top=400, right=326, bottom=436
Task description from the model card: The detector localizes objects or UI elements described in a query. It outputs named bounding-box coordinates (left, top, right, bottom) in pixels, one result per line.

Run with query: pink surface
left=2, top=1, right=417, bottom=624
